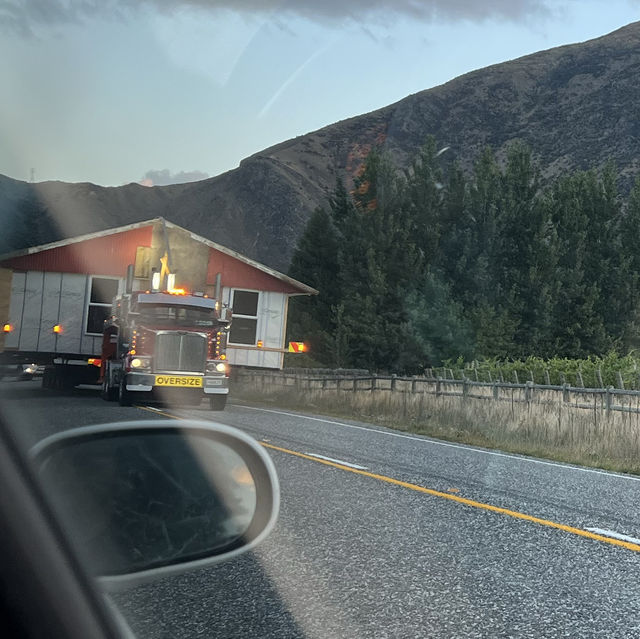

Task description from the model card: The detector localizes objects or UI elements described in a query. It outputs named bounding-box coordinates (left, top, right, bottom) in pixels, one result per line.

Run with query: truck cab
left=100, top=289, right=231, bottom=410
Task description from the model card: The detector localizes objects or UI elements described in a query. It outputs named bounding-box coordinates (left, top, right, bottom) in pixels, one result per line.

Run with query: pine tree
left=404, top=271, right=474, bottom=368
left=491, top=142, right=556, bottom=356
left=619, top=176, right=640, bottom=350
left=287, top=207, right=341, bottom=365
left=544, top=172, right=609, bottom=356
left=339, top=149, right=420, bottom=371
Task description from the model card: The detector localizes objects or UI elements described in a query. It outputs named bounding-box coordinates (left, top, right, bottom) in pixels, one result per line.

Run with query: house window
left=86, top=277, right=119, bottom=335
left=229, top=290, right=259, bottom=345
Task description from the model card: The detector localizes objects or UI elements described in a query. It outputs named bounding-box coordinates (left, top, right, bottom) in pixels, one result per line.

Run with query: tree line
left=287, top=139, right=640, bottom=373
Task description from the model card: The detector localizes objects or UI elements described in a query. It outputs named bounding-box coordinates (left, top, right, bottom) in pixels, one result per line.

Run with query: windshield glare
left=3, top=3, right=640, bottom=639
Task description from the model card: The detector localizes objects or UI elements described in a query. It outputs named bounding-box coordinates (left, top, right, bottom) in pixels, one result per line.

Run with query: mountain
left=3, top=22, right=640, bottom=272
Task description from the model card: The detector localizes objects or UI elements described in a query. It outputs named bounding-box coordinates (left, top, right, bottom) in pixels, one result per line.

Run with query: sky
left=1, top=0, right=639, bottom=186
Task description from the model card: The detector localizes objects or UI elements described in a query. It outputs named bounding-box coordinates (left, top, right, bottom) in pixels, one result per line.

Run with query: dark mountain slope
left=3, top=22, right=640, bottom=271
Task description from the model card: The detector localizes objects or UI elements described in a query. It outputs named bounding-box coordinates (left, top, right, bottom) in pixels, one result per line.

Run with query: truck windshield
left=138, top=304, right=217, bottom=328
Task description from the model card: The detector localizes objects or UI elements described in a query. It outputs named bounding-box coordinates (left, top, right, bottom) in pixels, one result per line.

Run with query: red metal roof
left=206, top=247, right=302, bottom=294
left=0, top=226, right=153, bottom=276
left=0, top=218, right=317, bottom=295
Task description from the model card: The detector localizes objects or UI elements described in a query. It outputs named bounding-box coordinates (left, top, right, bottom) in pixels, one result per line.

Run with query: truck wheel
left=209, top=395, right=227, bottom=411
left=118, top=376, right=132, bottom=407
left=49, top=369, right=62, bottom=390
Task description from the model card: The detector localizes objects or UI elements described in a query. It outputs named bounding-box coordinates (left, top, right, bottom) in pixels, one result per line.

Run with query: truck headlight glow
left=206, top=360, right=227, bottom=374
left=130, top=357, right=151, bottom=370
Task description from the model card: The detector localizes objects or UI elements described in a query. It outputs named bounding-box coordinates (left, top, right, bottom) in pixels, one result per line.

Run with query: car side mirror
left=30, top=420, right=279, bottom=589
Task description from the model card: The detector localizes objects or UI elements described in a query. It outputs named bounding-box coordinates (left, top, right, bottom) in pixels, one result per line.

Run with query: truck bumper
left=124, top=372, right=229, bottom=395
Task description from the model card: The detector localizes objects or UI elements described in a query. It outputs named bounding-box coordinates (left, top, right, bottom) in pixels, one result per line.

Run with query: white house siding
left=223, top=287, right=286, bottom=369
left=6, top=270, right=111, bottom=356
left=38, top=272, right=63, bottom=352
left=66, top=274, right=91, bottom=355
left=17, top=271, right=44, bottom=351
left=6, top=271, right=291, bottom=367
left=5, top=271, right=26, bottom=350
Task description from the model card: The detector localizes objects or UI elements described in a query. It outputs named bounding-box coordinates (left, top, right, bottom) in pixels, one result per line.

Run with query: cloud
left=139, top=169, right=209, bottom=186
left=0, top=0, right=125, bottom=36
left=2, top=0, right=552, bottom=35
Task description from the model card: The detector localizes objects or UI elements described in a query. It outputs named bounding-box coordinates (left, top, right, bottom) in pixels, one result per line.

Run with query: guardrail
left=236, top=370, right=640, bottom=415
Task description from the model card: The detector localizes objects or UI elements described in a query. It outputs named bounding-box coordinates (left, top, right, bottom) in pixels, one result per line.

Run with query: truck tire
left=209, top=395, right=227, bottom=411
left=42, top=368, right=52, bottom=389
left=118, top=376, right=132, bottom=407
left=48, top=368, right=63, bottom=390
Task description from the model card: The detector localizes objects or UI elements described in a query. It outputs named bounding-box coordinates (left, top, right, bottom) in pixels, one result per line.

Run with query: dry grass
left=231, top=380, right=640, bottom=475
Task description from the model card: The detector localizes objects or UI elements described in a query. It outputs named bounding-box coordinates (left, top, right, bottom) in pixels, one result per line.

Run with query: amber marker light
left=53, top=324, right=63, bottom=334
left=3, top=323, right=12, bottom=333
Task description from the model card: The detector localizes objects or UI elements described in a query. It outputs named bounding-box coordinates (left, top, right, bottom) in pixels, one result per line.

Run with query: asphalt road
left=2, top=380, right=640, bottom=638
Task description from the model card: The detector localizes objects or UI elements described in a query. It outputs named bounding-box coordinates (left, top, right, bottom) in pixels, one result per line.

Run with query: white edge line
left=304, top=453, right=367, bottom=470
left=235, top=405, right=640, bottom=482
left=585, top=528, right=640, bottom=545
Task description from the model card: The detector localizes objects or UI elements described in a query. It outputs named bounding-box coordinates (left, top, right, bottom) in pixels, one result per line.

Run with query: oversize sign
left=155, top=375, right=203, bottom=387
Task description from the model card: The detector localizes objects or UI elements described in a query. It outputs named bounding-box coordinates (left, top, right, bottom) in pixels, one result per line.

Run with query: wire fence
left=237, top=369, right=640, bottom=416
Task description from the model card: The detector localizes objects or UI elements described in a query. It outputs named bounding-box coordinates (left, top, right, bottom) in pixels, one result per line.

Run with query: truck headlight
left=206, top=360, right=227, bottom=374
left=130, top=356, right=151, bottom=370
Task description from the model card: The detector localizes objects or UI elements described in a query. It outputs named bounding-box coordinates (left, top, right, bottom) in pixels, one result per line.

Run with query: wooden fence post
left=391, top=374, right=397, bottom=392
left=411, top=377, right=417, bottom=393
left=493, top=383, right=499, bottom=400
left=606, top=386, right=613, bottom=414
left=436, top=377, right=442, bottom=398
left=525, top=381, right=533, bottom=404
left=371, top=374, right=377, bottom=392
left=462, top=377, right=469, bottom=401
left=562, top=384, right=569, bottom=403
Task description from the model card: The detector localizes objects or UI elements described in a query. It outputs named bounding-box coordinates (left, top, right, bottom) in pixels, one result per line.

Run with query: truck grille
left=155, top=332, right=207, bottom=373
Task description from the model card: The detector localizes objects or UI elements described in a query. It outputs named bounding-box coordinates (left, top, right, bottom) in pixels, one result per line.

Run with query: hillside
left=2, top=21, right=640, bottom=272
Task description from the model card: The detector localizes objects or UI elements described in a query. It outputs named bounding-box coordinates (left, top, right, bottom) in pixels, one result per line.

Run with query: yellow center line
left=136, top=405, right=640, bottom=554
left=261, top=441, right=640, bottom=554
left=136, top=405, right=181, bottom=418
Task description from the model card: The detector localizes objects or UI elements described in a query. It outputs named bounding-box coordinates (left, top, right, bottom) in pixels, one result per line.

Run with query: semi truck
left=98, top=268, right=231, bottom=410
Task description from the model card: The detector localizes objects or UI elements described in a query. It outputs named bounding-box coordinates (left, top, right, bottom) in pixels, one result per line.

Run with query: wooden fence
left=236, top=370, right=640, bottom=416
